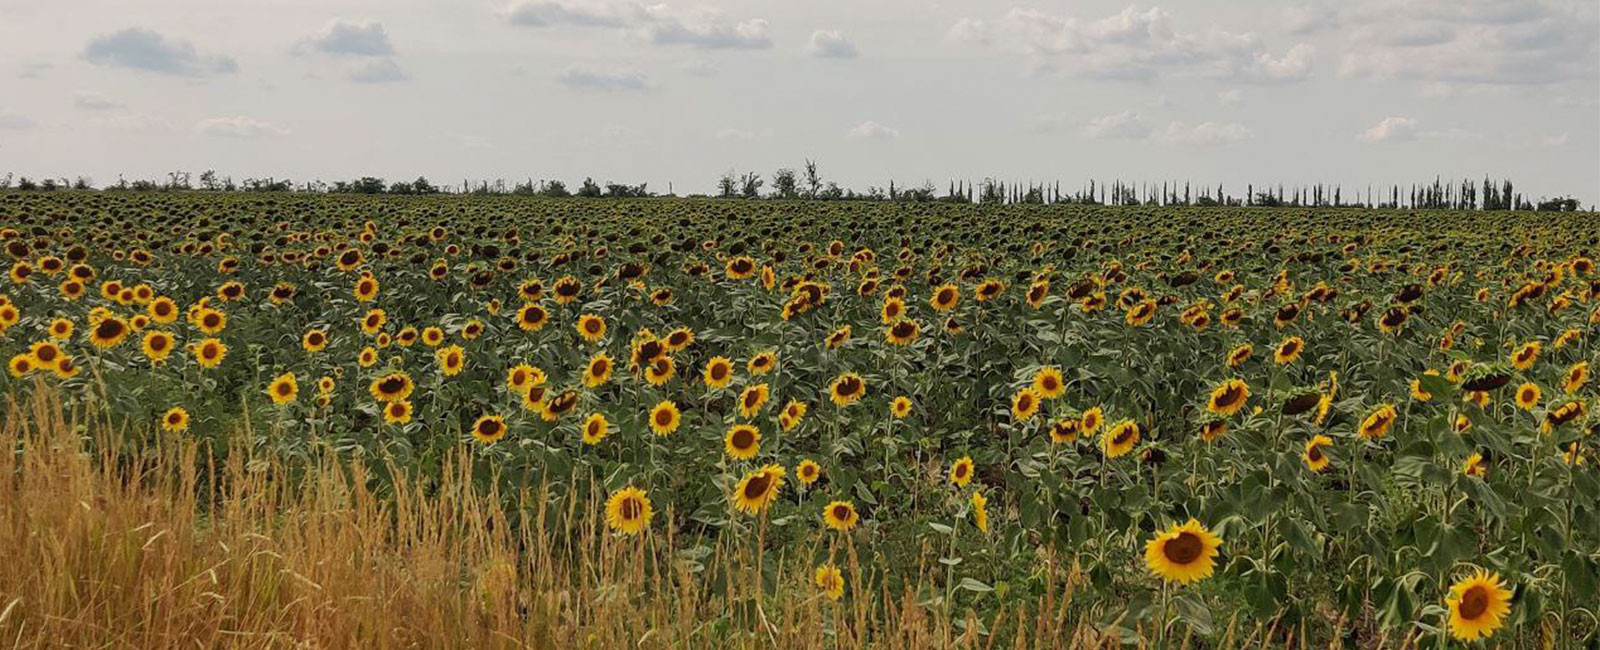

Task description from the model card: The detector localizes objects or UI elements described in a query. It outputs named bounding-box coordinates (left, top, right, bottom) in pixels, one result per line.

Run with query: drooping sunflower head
left=1274, top=336, right=1304, bottom=365
left=1144, top=519, right=1223, bottom=585
left=370, top=371, right=415, bottom=403
left=1358, top=404, right=1398, bottom=440
left=1303, top=435, right=1333, bottom=472
left=825, top=326, right=852, bottom=350
left=1199, top=419, right=1228, bottom=443
left=1049, top=417, right=1080, bottom=444
left=471, top=415, right=507, bottom=444
left=1206, top=379, right=1250, bottom=416
left=732, top=464, right=785, bottom=515
left=1227, top=343, right=1253, bottom=367
left=1101, top=419, right=1140, bottom=458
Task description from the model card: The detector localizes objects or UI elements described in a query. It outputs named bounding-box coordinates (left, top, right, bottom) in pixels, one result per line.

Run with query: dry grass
left=0, top=388, right=1326, bottom=649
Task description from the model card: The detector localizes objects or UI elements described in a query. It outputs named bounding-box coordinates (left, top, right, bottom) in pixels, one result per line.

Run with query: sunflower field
left=1, top=191, right=1598, bottom=647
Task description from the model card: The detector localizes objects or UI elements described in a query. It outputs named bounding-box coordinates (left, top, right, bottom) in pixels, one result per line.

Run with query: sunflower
left=1542, top=400, right=1586, bottom=432
left=949, top=456, right=974, bottom=487
left=160, top=407, right=190, bottom=433
left=302, top=329, right=328, bottom=353
left=421, top=327, right=445, bottom=347
left=724, top=424, right=761, bottom=459
left=26, top=340, right=63, bottom=371
left=725, top=256, right=756, bottom=280
left=353, top=275, right=379, bottom=302
left=471, top=415, right=507, bottom=444
left=648, top=400, right=681, bottom=436
left=644, top=356, right=675, bottom=385
left=885, top=318, right=919, bottom=345
left=461, top=320, right=485, bottom=340
left=1509, top=341, right=1539, bottom=370
left=582, top=413, right=609, bottom=445
left=971, top=490, right=990, bottom=533
left=795, top=459, right=821, bottom=485
left=828, top=373, right=866, bottom=407
left=1514, top=382, right=1540, bottom=411
left=1461, top=453, right=1487, bottom=477
left=732, top=464, right=785, bottom=514
left=395, top=327, right=418, bottom=347
left=1026, top=279, right=1050, bottom=309
left=506, top=364, right=545, bottom=393
left=605, top=486, right=653, bottom=536
left=738, top=383, right=770, bottom=417
left=266, top=373, right=298, bottom=406
left=1563, top=362, right=1588, bottom=394
left=890, top=396, right=913, bottom=418
left=1080, top=406, right=1104, bottom=434
left=1358, top=404, right=1397, bottom=440
left=358, top=346, right=378, bottom=368
left=543, top=391, right=579, bottom=421
left=583, top=353, right=613, bottom=388
left=814, top=564, right=845, bottom=601
left=880, top=296, right=905, bottom=324
left=1410, top=378, right=1434, bottom=402
left=383, top=400, right=413, bottom=425
left=1049, top=417, right=1080, bottom=444
left=1101, top=419, right=1140, bottom=458
left=822, top=501, right=858, bottom=532
left=1125, top=300, right=1157, bottom=327
left=1206, top=379, right=1250, bottom=416
left=48, top=318, right=73, bottom=340
left=193, top=308, right=226, bottom=334
left=192, top=338, right=227, bottom=369
left=1274, top=336, right=1304, bottom=365
left=1445, top=569, right=1512, bottom=641
left=1304, top=435, right=1333, bottom=472
left=747, top=350, right=776, bottom=375
left=975, top=279, right=1004, bottom=301
left=1144, top=519, right=1223, bottom=585
left=780, top=400, right=808, bottom=431
left=141, top=330, right=175, bottom=363
left=316, top=376, right=335, bottom=395
left=1198, top=419, right=1228, bottom=443
left=1562, top=443, right=1587, bottom=467
left=515, top=303, right=548, bottom=332
left=825, top=326, right=851, bottom=350
left=1011, top=388, right=1041, bottom=421
left=7, top=354, right=33, bottom=377
left=88, top=315, right=130, bottom=349
left=437, top=345, right=466, bottom=376
left=576, top=314, right=606, bottom=342
left=663, top=327, right=695, bottom=352
left=145, top=296, right=178, bottom=323
left=1227, top=343, right=1253, bottom=367
left=930, top=284, right=959, bottom=312
left=703, top=356, right=735, bottom=389
left=361, top=308, right=387, bottom=335
left=370, top=371, right=415, bottom=403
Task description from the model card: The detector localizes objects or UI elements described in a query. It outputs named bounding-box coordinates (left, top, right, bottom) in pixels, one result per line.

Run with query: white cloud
left=949, top=6, right=1314, bottom=84
left=1338, top=0, right=1597, bottom=86
left=18, top=62, right=53, bottom=79
left=1540, top=133, right=1569, bottom=148
left=1218, top=89, right=1242, bottom=106
left=297, top=20, right=395, bottom=57
left=807, top=30, right=858, bottom=59
left=847, top=121, right=899, bottom=140
left=82, top=28, right=238, bottom=76
left=715, top=128, right=773, bottom=141
left=1079, top=110, right=1150, bottom=140
left=1357, top=116, right=1419, bottom=142
left=194, top=116, right=291, bottom=138
left=349, top=59, right=408, bottom=83
left=1157, top=121, right=1254, bottom=146
left=560, top=66, right=651, bottom=91
left=1284, top=5, right=1339, bottom=35
left=505, top=2, right=771, bottom=50
left=74, top=91, right=123, bottom=111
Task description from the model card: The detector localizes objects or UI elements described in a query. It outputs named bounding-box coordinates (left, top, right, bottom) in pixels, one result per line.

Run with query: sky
left=0, top=0, right=1596, bottom=203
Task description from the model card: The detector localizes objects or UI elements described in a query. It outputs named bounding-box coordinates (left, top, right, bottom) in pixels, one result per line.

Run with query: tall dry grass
left=0, top=388, right=1330, bottom=649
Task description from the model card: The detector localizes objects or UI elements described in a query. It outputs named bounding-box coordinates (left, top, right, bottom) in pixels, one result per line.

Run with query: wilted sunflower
left=724, top=423, right=761, bottom=459
left=1227, top=343, right=1253, bottom=367
left=1101, top=419, right=1140, bottom=458
left=732, top=464, right=785, bottom=514
left=747, top=350, right=776, bottom=375
left=795, top=459, right=821, bottom=485
left=583, top=354, right=613, bottom=387
left=1273, top=336, right=1304, bottom=365
left=1304, top=435, right=1333, bottom=472
left=825, top=326, right=851, bottom=349
left=949, top=456, right=974, bottom=487
left=813, top=564, right=845, bottom=601
left=1563, top=362, right=1588, bottom=394
left=1049, top=417, right=1080, bottom=444
left=971, top=491, right=989, bottom=533
left=1542, top=400, right=1586, bottom=432
left=648, top=400, right=680, bottom=436
left=1445, top=569, right=1512, bottom=641
left=1514, top=382, right=1540, bottom=411
left=1011, top=388, right=1041, bottom=421
left=581, top=413, right=609, bottom=445
left=1199, top=419, right=1228, bottom=443
left=822, top=501, right=858, bottom=532
left=266, top=373, right=298, bottom=406
left=1358, top=404, right=1397, bottom=440
left=829, top=373, right=866, bottom=406
left=1144, top=519, right=1222, bottom=585
left=1206, top=379, right=1250, bottom=416
left=605, top=486, right=653, bottom=536
left=160, top=407, right=190, bottom=433
left=471, top=415, right=507, bottom=444
left=575, top=314, right=606, bottom=342
left=1032, top=367, right=1065, bottom=399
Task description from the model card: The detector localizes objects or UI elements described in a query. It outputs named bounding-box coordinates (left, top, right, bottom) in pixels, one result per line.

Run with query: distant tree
left=717, top=172, right=738, bottom=198
left=72, top=177, right=94, bottom=190
left=199, top=170, right=219, bottom=191
left=540, top=180, right=571, bottom=198
left=738, top=172, right=763, bottom=199
left=819, top=182, right=844, bottom=200
left=802, top=159, right=822, bottom=199
left=577, top=177, right=603, bottom=198
left=771, top=168, right=798, bottom=199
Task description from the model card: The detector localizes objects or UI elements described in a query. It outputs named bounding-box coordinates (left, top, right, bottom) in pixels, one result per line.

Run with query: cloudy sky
left=1, top=0, right=1595, bottom=202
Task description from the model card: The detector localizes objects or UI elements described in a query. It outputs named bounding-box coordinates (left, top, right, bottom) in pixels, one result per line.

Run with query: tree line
left=1, top=165, right=1588, bottom=212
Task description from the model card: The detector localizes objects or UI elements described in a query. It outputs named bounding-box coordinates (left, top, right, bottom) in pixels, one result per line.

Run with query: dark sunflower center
left=379, top=377, right=405, bottom=394
left=668, top=333, right=687, bottom=346
left=711, top=365, right=728, bottom=380
left=95, top=319, right=124, bottom=338
left=150, top=338, right=168, bottom=351
left=167, top=413, right=182, bottom=424
left=620, top=497, right=642, bottom=520
left=742, top=474, right=772, bottom=499
left=1308, top=446, right=1324, bottom=462
left=832, top=505, right=850, bottom=520
left=587, top=422, right=602, bottom=437
left=655, top=410, right=673, bottom=426
left=592, top=360, right=609, bottom=375
left=36, top=347, right=58, bottom=361
left=1216, top=385, right=1242, bottom=407
left=1163, top=532, right=1204, bottom=565
left=205, top=314, right=225, bottom=328
left=479, top=421, right=502, bottom=436
left=1043, top=376, right=1059, bottom=390
left=1113, top=426, right=1135, bottom=445
left=275, top=383, right=292, bottom=396
left=732, top=429, right=755, bottom=448
left=1458, top=586, right=1490, bottom=619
